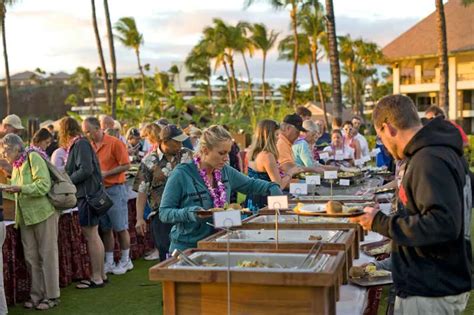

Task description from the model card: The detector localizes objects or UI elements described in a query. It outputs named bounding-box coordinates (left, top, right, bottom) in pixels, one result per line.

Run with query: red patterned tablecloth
left=2, top=198, right=153, bottom=306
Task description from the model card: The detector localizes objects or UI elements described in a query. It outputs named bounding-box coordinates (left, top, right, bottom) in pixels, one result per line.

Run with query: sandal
left=76, top=280, right=105, bottom=289
left=35, top=298, right=60, bottom=310
left=24, top=300, right=37, bottom=309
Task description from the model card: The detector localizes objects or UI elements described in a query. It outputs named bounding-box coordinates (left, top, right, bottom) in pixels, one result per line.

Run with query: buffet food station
left=150, top=167, right=395, bottom=315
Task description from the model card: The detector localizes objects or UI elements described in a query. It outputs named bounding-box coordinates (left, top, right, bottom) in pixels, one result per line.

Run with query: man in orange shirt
left=82, top=117, right=132, bottom=275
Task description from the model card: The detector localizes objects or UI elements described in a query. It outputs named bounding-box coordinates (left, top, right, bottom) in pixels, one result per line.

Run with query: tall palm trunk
left=103, top=0, right=117, bottom=118
left=308, top=62, right=316, bottom=103
left=89, top=84, right=97, bottom=114
left=241, top=52, right=253, bottom=99
left=135, top=48, right=146, bottom=97
left=436, top=0, right=449, bottom=117
left=227, top=55, right=239, bottom=101
left=312, top=45, right=329, bottom=130
left=206, top=76, right=214, bottom=116
left=262, top=51, right=267, bottom=106
left=288, top=3, right=299, bottom=107
left=222, top=60, right=233, bottom=105
left=1, top=6, right=11, bottom=115
left=91, top=0, right=111, bottom=110
left=325, top=0, right=343, bottom=120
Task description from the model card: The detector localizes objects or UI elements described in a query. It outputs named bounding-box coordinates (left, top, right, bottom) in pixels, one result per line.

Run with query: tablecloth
left=2, top=198, right=154, bottom=306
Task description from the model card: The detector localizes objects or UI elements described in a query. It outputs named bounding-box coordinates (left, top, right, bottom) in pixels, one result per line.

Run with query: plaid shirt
left=133, top=147, right=193, bottom=211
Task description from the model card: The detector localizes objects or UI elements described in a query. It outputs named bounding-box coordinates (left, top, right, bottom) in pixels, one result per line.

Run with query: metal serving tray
left=168, top=251, right=332, bottom=273
left=214, top=229, right=343, bottom=243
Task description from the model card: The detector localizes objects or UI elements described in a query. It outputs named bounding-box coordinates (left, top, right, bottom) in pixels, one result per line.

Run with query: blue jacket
left=160, top=162, right=282, bottom=251
left=292, top=138, right=314, bottom=167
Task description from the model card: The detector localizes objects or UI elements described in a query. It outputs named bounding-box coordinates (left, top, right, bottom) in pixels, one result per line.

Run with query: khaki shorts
left=394, top=292, right=470, bottom=315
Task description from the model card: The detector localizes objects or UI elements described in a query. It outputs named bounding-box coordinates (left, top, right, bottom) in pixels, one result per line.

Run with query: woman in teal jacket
left=160, top=125, right=282, bottom=252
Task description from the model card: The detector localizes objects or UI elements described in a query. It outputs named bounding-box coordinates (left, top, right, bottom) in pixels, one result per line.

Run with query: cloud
left=5, top=5, right=421, bottom=86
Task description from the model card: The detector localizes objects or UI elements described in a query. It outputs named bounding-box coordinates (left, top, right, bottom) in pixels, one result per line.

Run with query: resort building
left=382, top=0, right=474, bottom=132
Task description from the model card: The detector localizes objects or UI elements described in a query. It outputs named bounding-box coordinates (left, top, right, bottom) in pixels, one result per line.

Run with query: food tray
left=349, top=273, right=393, bottom=287
left=360, top=238, right=391, bottom=257
left=374, top=187, right=395, bottom=194
left=294, top=195, right=374, bottom=202
left=294, top=210, right=365, bottom=218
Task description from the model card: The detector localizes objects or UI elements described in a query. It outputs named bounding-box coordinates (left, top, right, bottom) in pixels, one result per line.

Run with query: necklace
left=193, top=156, right=227, bottom=208
left=12, top=146, right=49, bottom=169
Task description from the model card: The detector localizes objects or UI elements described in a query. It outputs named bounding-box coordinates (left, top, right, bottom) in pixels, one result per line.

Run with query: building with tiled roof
left=382, top=0, right=474, bottom=132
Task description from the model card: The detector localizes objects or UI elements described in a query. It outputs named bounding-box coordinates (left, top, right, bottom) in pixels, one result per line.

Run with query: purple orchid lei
left=12, top=146, right=49, bottom=169
left=193, top=156, right=227, bottom=208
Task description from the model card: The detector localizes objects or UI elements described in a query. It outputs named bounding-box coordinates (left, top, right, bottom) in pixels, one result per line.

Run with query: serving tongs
left=171, top=249, right=199, bottom=266
left=328, top=230, right=344, bottom=243
left=298, top=241, right=323, bottom=269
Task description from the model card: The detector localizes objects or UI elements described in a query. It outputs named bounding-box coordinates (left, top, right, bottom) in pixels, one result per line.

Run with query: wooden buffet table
left=150, top=248, right=346, bottom=315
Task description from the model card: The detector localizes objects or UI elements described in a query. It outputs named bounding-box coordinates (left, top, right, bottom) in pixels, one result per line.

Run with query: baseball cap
left=2, top=114, right=24, bottom=130
left=283, top=113, right=306, bottom=132
left=160, top=124, right=188, bottom=142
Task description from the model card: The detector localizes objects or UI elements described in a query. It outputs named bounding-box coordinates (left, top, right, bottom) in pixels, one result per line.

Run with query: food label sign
left=213, top=210, right=242, bottom=228
left=324, top=171, right=338, bottom=179
left=267, top=195, right=289, bottom=210
left=305, top=175, right=321, bottom=185
left=290, top=183, right=308, bottom=195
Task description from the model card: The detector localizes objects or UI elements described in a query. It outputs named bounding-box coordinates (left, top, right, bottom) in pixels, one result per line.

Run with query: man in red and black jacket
left=352, top=95, right=472, bottom=314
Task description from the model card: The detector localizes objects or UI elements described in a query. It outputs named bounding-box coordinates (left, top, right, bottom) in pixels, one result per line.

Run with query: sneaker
left=112, top=259, right=134, bottom=275
left=104, top=262, right=115, bottom=274
left=144, top=250, right=160, bottom=261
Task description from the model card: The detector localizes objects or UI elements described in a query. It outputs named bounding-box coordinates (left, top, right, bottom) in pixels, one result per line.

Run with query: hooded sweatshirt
left=372, top=117, right=472, bottom=298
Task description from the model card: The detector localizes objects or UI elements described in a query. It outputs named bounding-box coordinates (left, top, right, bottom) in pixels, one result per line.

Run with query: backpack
left=27, top=153, right=77, bottom=211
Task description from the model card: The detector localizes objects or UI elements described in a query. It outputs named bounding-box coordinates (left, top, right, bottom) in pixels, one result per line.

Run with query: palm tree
left=324, top=0, right=342, bottom=120
left=435, top=0, right=449, bottom=117
left=91, top=0, right=111, bottom=111
left=213, top=18, right=241, bottom=101
left=185, top=44, right=213, bottom=103
left=114, top=17, right=146, bottom=96
left=245, top=0, right=302, bottom=107
left=0, top=0, right=17, bottom=115
left=250, top=23, right=279, bottom=106
left=278, top=34, right=314, bottom=103
left=103, top=0, right=118, bottom=118
left=70, top=67, right=98, bottom=113
left=339, top=35, right=384, bottom=118
left=299, top=0, right=329, bottom=128
left=168, top=65, right=182, bottom=91
left=234, top=21, right=255, bottom=99
left=200, top=25, right=233, bottom=104
left=118, top=77, right=141, bottom=107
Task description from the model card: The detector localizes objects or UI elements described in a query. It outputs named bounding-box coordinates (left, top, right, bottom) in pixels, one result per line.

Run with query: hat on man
left=283, top=113, right=306, bottom=132
left=2, top=114, right=24, bottom=130
left=160, top=124, right=188, bottom=142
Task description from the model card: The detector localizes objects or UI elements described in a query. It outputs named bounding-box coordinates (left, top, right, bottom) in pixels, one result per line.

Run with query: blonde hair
left=199, top=125, right=232, bottom=153
left=140, top=123, right=161, bottom=145
left=248, top=119, right=279, bottom=161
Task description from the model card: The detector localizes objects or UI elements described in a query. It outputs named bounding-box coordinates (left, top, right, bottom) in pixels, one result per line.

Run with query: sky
left=5, top=0, right=440, bottom=86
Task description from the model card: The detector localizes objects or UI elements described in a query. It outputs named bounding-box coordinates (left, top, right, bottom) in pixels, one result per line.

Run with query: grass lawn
left=7, top=259, right=162, bottom=315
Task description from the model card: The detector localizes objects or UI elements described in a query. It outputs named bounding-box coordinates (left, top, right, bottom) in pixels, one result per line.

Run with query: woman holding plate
left=159, top=125, right=283, bottom=252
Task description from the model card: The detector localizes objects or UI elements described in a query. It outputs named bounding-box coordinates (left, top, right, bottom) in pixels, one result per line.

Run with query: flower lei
left=12, top=146, right=49, bottom=169
left=193, top=156, right=227, bottom=208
